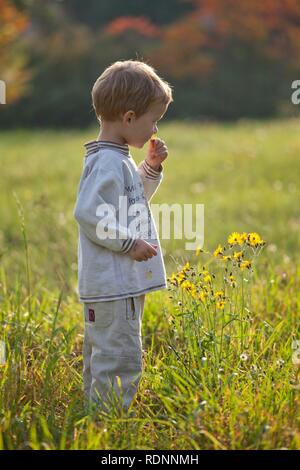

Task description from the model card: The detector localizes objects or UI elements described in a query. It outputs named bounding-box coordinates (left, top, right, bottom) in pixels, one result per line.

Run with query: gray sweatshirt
left=73, top=140, right=168, bottom=302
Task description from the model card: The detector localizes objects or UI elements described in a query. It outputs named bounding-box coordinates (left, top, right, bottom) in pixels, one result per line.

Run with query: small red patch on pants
left=88, top=309, right=95, bottom=322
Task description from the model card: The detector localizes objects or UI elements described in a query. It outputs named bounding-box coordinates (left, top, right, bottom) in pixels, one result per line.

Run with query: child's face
left=124, top=101, right=168, bottom=149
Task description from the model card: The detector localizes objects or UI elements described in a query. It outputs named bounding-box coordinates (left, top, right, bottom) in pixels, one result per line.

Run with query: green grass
left=0, top=119, right=299, bottom=449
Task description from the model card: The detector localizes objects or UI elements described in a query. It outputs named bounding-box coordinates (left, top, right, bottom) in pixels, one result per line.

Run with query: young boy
left=73, top=60, right=173, bottom=414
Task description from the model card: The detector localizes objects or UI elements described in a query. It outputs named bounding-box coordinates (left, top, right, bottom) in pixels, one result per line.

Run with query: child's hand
left=146, top=137, right=169, bottom=171
left=128, top=239, right=158, bottom=262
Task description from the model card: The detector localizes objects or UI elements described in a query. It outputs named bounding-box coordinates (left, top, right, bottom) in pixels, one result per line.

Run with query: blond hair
left=91, top=60, right=173, bottom=122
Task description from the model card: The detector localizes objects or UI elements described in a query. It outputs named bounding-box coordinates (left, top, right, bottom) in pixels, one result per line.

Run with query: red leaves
left=105, top=16, right=161, bottom=39
left=149, top=0, right=300, bottom=80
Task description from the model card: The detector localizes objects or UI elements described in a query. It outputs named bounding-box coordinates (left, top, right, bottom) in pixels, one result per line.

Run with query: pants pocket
left=84, top=301, right=115, bottom=328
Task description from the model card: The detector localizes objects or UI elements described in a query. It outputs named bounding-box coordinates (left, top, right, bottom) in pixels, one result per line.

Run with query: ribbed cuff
left=121, top=237, right=137, bottom=254
left=140, top=160, right=163, bottom=179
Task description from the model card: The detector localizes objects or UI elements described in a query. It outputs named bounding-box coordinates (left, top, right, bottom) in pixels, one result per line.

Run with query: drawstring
left=131, top=298, right=136, bottom=320
left=126, top=298, right=136, bottom=320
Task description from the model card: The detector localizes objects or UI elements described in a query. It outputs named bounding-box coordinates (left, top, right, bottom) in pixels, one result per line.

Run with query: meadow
left=0, top=118, right=299, bottom=449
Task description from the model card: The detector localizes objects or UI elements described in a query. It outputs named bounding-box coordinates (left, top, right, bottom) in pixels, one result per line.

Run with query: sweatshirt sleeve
left=137, top=159, right=164, bottom=202
left=73, top=167, right=136, bottom=254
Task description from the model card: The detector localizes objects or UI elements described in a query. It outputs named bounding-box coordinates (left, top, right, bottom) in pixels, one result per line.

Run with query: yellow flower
left=213, top=244, right=223, bottom=257
left=233, top=251, right=243, bottom=260
left=222, top=255, right=232, bottom=262
left=170, top=270, right=187, bottom=286
left=228, top=274, right=237, bottom=287
left=196, top=245, right=203, bottom=256
left=182, top=262, right=190, bottom=272
left=201, top=270, right=212, bottom=283
left=228, top=232, right=241, bottom=245
left=180, top=280, right=190, bottom=289
left=214, top=290, right=225, bottom=299
left=240, top=260, right=252, bottom=270
left=177, top=275, right=186, bottom=285
left=181, top=280, right=193, bottom=290
left=216, top=300, right=225, bottom=310
left=239, top=232, right=248, bottom=244
left=198, top=291, right=208, bottom=303
left=228, top=232, right=248, bottom=246
left=181, top=280, right=197, bottom=297
left=247, top=232, right=264, bottom=247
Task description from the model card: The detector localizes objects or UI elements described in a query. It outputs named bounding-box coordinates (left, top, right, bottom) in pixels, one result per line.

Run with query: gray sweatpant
left=82, top=294, right=145, bottom=414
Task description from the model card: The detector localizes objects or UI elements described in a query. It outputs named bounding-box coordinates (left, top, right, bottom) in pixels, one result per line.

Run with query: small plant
left=167, top=232, right=266, bottom=370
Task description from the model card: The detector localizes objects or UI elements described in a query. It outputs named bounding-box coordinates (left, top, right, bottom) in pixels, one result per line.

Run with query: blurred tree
left=0, top=0, right=30, bottom=104
left=62, top=0, right=194, bottom=29
left=0, top=1, right=171, bottom=127
left=1, top=0, right=300, bottom=126
left=0, top=0, right=95, bottom=126
left=150, top=0, right=300, bottom=119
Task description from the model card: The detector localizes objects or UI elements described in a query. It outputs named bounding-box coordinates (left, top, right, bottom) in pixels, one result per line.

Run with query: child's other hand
left=128, top=239, right=158, bottom=262
left=146, top=138, right=168, bottom=171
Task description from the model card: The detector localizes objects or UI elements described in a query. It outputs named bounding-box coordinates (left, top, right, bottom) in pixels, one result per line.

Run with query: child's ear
left=124, top=110, right=135, bottom=124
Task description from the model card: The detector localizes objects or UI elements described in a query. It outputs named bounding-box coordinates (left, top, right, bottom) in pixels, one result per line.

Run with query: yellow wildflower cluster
left=169, top=262, right=212, bottom=303
left=210, top=232, right=265, bottom=272
left=227, top=231, right=265, bottom=248
left=169, top=262, right=191, bottom=287
left=181, top=280, right=197, bottom=298
left=213, top=247, right=232, bottom=263
left=228, top=232, right=247, bottom=245
left=168, top=231, right=265, bottom=309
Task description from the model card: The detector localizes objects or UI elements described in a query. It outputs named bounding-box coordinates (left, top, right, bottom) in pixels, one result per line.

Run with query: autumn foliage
left=1, top=0, right=300, bottom=125
left=0, top=0, right=29, bottom=103
left=0, top=0, right=28, bottom=49
left=105, top=16, right=161, bottom=38
left=150, top=0, right=300, bottom=80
